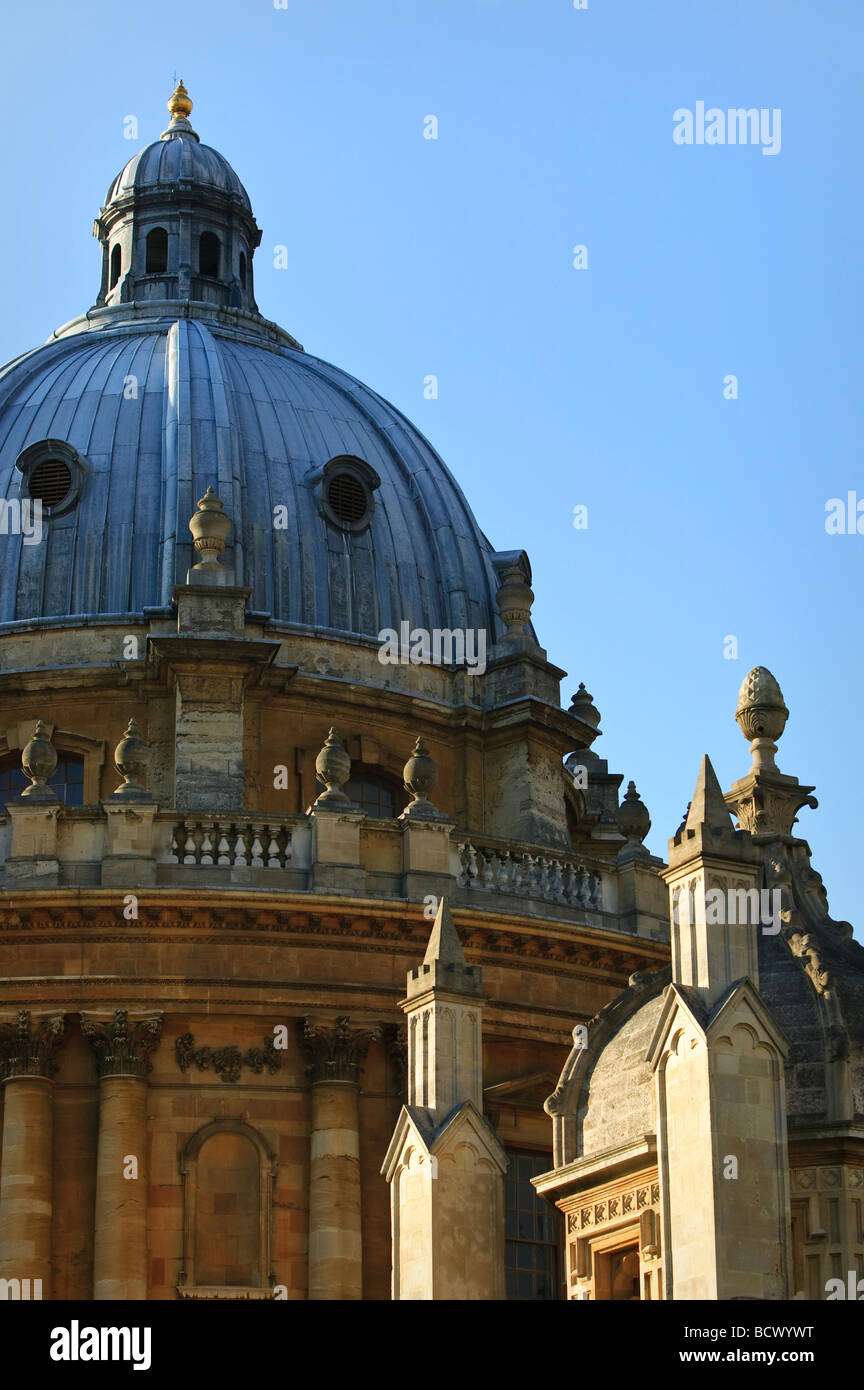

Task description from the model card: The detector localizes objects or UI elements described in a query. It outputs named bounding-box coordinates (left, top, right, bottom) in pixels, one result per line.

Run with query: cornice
left=0, top=892, right=667, bottom=981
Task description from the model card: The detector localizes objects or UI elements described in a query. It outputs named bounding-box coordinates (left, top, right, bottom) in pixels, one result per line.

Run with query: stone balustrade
left=160, top=815, right=296, bottom=870
left=0, top=803, right=621, bottom=924
left=456, top=837, right=607, bottom=911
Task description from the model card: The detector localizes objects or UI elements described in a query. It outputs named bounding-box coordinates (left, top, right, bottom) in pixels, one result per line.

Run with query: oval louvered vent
left=327, top=472, right=368, bottom=524
left=28, top=459, right=73, bottom=508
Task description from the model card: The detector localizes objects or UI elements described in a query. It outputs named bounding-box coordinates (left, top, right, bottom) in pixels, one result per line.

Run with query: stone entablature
left=0, top=890, right=667, bottom=1014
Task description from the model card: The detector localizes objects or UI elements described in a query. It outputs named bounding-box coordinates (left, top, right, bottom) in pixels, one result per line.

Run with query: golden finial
left=167, top=80, right=193, bottom=123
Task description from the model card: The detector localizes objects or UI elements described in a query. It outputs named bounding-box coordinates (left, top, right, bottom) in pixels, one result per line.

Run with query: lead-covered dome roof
left=0, top=86, right=511, bottom=640
left=0, top=320, right=506, bottom=635
left=105, top=136, right=251, bottom=210
left=105, top=79, right=251, bottom=210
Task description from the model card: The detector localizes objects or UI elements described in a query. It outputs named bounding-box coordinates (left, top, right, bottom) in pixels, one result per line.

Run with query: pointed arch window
left=110, top=244, right=122, bottom=288
left=199, top=232, right=220, bottom=278
left=145, top=227, right=168, bottom=274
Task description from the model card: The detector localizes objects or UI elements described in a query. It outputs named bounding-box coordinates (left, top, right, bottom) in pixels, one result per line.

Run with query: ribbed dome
left=0, top=84, right=515, bottom=645
left=105, top=136, right=251, bottom=211
left=0, top=318, right=505, bottom=638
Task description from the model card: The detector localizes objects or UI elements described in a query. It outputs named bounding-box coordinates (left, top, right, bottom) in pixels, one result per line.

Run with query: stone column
left=0, top=1011, right=65, bottom=1296
left=82, top=1010, right=163, bottom=1300
left=299, top=1017, right=379, bottom=1301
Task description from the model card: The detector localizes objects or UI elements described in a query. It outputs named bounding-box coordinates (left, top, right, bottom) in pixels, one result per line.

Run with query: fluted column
left=0, top=1011, right=65, bottom=1296
left=82, top=1010, right=163, bottom=1300
left=299, top=1017, right=379, bottom=1300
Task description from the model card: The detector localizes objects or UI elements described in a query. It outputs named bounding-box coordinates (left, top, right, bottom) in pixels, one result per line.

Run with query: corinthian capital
left=299, top=1015, right=380, bottom=1084
left=0, top=1010, right=65, bottom=1079
left=81, top=1009, right=163, bottom=1077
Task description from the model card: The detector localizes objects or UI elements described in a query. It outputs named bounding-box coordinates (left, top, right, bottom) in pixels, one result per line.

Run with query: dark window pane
left=146, top=227, right=168, bottom=274
left=504, top=1149, right=561, bottom=1301
left=199, top=232, right=220, bottom=278
left=344, top=775, right=398, bottom=819
left=0, top=753, right=85, bottom=805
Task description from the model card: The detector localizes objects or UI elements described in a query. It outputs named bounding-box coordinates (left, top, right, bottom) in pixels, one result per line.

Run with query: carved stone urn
left=313, top=728, right=352, bottom=807
left=496, top=564, right=534, bottom=640
left=113, top=718, right=150, bottom=798
left=568, top=683, right=601, bottom=730
left=21, top=720, right=58, bottom=799
left=188, top=487, right=231, bottom=570
left=401, top=736, right=441, bottom=818
left=617, top=780, right=651, bottom=845
left=567, top=682, right=602, bottom=750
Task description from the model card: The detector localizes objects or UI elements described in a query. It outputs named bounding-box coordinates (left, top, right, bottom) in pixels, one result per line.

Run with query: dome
left=0, top=317, right=505, bottom=636
left=104, top=79, right=251, bottom=211
left=0, top=85, right=511, bottom=641
left=105, top=136, right=252, bottom=211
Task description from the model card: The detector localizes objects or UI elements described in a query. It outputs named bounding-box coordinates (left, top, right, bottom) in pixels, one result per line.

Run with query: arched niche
left=178, top=1117, right=277, bottom=1300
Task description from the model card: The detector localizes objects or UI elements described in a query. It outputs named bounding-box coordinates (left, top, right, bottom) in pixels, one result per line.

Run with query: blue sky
left=1, top=0, right=860, bottom=927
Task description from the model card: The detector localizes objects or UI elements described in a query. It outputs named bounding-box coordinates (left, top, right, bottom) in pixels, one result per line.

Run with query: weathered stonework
left=537, top=672, right=864, bottom=1301
left=0, top=76, right=859, bottom=1310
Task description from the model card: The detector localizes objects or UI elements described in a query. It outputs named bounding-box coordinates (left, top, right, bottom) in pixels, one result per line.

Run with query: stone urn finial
left=188, top=487, right=232, bottom=571
left=312, top=728, right=353, bottom=807
left=618, top=780, right=651, bottom=845
left=567, top=682, right=602, bottom=747
left=21, top=720, right=58, bottom=800
left=735, top=666, right=789, bottom=772
left=568, top=683, right=601, bottom=727
left=496, top=564, right=534, bottom=641
left=112, top=717, right=150, bottom=798
left=401, top=736, right=441, bottom=818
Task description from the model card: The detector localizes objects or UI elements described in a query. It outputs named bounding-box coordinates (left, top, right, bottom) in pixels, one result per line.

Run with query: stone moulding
left=176, top=1285, right=274, bottom=1299
left=0, top=895, right=667, bottom=991
left=566, top=1179, right=661, bottom=1233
